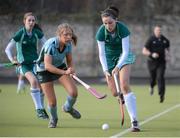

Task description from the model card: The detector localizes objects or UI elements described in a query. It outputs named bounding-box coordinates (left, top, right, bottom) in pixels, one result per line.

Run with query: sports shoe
left=149, top=87, right=154, bottom=95
left=42, top=109, right=49, bottom=119
left=62, top=106, right=81, bottom=119
left=48, top=118, right=58, bottom=128
left=160, top=95, right=165, bottom=103
left=36, top=109, right=49, bottom=119
left=131, top=120, right=140, bottom=132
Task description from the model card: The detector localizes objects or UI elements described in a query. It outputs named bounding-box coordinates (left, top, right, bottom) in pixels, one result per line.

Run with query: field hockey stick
left=0, top=62, right=36, bottom=68
left=72, top=75, right=107, bottom=99
left=0, top=62, right=18, bottom=68
left=113, top=73, right=125, bottom=126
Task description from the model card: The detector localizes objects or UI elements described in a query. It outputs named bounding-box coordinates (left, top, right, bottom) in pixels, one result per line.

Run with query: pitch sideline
left=110, top=103, right=180, bottom=138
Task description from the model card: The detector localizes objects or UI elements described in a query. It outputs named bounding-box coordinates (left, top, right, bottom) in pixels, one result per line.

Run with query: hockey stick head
left=120, top=103, right=125, bottom=126
left=88, top=87, right=107, bottom=99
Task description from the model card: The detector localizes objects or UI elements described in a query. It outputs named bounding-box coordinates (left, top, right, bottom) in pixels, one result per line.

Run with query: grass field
left=0, top=84, right=180, bottom=137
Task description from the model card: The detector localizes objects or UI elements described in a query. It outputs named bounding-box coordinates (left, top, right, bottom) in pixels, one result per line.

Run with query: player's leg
left=59, top=75, right=81, bottom=119
left=38, top=83, right=49, bottom=117
left=105, top=74, right=118, bottom=97
left=119, top=65, right=140, bottom=132
left=41, top=82, right=58, bottom=128
left=16, top=67, right=26, bottom=93
left=147, top=61, right=157, bottom=95
left=157, top=63, right=166, bottom=103
left=25, top=71, right=48, bottom=119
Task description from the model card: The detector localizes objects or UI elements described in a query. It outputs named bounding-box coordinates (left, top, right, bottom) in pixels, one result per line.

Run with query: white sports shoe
left=131, top=120, right=140, bottom=132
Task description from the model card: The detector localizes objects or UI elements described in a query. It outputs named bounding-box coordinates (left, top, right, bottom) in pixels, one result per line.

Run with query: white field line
left=110, top=104, right=180, bottom=138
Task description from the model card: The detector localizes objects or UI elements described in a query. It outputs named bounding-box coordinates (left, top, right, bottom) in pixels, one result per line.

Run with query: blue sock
left=48, top=106, right=58, bottom=120
left=40, top=91, right=45, bottom=108
left=64, top=95, right=76, bottom=111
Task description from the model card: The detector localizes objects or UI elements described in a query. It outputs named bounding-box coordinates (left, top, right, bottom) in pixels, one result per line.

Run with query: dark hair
left=34, top=23, right=42, bottom=31
left=101, top=6, right=119, bottom=19
left=72, top=33, right=77, bottom=46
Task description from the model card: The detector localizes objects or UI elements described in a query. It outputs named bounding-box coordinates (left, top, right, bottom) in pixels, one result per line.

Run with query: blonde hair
left=56, top=23, right=77, bottom=46
left=23, top=12, right=42, bottom=31
left=23, top=12, right=34, bottom=22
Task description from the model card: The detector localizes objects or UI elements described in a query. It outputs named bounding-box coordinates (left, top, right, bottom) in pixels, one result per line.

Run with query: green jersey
left=96, top=22, right=135, bottom=72
left=96, top=22, right=130, bottom=54
left=13, top=27, right=44, bottom=64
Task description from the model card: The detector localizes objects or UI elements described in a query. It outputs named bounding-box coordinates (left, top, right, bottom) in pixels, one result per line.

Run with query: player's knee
left=111, top=88, right=118, bottom=97
left=112, top=92, right=118, bottom=97
left=48, top=100, right=57, bottom=107
left=120, top=81, right=129, bottom=92
left=49, top=103, right=56, bottom=107
left=69, top=89, right=78, bottom=97
left=30, top=79, right=38, bottom=88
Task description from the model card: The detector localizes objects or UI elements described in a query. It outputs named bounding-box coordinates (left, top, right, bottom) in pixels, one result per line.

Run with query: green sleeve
left=117, top=22, right=130, bottom=38
left=96, top=25, right=105, bottom=41
left=12, top=28, right=23, bottom=42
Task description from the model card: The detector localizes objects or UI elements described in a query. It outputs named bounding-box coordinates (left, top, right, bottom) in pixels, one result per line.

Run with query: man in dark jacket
left=142, top=25, right=170, bottom=103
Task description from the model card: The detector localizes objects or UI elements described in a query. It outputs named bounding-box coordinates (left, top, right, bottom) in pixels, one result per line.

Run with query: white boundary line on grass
left=110, top=103, right=180, bottom=138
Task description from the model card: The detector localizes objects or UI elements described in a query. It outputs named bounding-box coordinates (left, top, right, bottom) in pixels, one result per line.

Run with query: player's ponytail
left=72, top=33, right=77, bottom=46
left=34, top=23, right=42, bottom=31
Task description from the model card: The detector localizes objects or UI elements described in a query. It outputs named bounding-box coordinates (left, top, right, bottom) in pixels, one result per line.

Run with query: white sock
left=30, top=88, right=43, bottom=109
left=124, top=92, right=138, bottom=123
left=17, top=80, right=25, bottom=92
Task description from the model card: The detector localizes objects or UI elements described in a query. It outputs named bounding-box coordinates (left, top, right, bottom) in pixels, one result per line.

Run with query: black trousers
left=147, top=60, right=166, bottom=97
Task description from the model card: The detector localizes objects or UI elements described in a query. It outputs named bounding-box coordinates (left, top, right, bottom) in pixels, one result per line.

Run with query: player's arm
left=66, top=53, right=75, bottom=74
left=44, top=54, right=66, bottom=75
left=97, top=40, right=110, bottom=76
left=142, top=36, right=152, bottom=57
left=142, top=47, right=151, bottom=57
left=142, top=47, right=159, bottom=59
left=5, top=39, right=16, bottom=63
left=112, top=36, right=129, bottom=75
left=115, top=36, right=129, bottom=69
left=165, top=39, right=170, bottom=61
left=142, top=37, right=159, bottom=59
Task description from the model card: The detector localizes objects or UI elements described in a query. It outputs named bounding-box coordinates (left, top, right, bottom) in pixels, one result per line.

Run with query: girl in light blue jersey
left=96, top=6, right=140, bottom=132
left=36, top=23, right=81, bottom=128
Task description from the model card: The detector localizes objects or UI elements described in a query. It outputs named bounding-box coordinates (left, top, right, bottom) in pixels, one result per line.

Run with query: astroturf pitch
left=0, top=84, right=179, bottom=137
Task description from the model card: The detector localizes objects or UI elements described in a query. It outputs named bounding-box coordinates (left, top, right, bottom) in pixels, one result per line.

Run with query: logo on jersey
left=22, top=41, right=27, bottom=44
left=153, top=41, right=156, bottom=44
left=163, top=40, right=167, bottom=43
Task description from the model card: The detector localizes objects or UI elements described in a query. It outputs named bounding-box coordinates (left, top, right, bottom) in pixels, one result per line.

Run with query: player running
left=36, top=23, right=81, bottom=128
left=5, top=12, right=48, bottom=119
left=96, top=6, right=140, bottom=132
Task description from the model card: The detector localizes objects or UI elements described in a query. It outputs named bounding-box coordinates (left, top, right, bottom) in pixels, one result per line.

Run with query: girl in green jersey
left=96, top=6, right=140, bottom=132
left=5, top=12, right=48, bottom=119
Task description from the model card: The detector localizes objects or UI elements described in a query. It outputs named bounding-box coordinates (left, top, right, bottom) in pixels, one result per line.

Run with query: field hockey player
left=36, top=23, right=81, bottom=128
left=5, top=12, right=49, bottom=120
left=96, top=6, right=140, bottom=132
